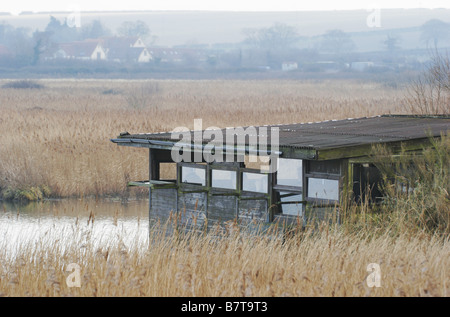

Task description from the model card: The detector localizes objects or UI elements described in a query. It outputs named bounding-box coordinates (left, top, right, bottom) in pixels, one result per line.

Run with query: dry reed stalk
left=0, top=79, right=408, bottom=199
left=1, top=79, right=447, bottom=298
left=0, top=220, right=448, bottom=297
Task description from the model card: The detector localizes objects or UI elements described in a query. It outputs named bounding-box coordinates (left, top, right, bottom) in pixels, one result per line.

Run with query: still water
left=0, top=198, right=154, bottom=258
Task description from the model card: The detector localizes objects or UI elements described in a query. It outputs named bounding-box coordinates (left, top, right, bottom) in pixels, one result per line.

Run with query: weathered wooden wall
left=150, top=187, right=268, bottom=229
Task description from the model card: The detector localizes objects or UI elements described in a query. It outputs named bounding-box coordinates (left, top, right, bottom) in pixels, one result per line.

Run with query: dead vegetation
left=1, top=78, right=448, bottom=297
left=404, top=51, right=450, bottom=115
left=0, top=78, right=408, bottom=200
left=1, top=217, right=449, bottom=297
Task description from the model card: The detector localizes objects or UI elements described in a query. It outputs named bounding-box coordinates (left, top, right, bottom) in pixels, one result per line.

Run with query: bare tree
left=117, top=20, right=151, bottom=39
left=241, top=23, right=299, bottom=68
left=80, top=20, right=111, bottom=40
left=319, top=29, right=355, bottom=55
left=383, top=34, right=401, bottom=52
left=404, top=50, right=450, bottom=115
left=242, top=23, right=299, bottom=51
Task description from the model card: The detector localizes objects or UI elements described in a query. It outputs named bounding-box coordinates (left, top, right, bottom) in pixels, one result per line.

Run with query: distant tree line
left=0, top=16, right=449, bottom=71
left=0, top=17, right=153, bottom=67
left=234, top=19, right=450, bottom=70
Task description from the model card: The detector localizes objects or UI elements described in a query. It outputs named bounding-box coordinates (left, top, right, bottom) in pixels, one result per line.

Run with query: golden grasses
left=1, top=78, right=448, bottom=298
left=1, top=218, right=449, bottom=297
left=0, top=78, right=408, bottom=199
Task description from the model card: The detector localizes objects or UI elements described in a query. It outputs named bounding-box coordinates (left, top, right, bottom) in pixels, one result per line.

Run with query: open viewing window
left=307, top=178, right=339, bottom=201
left=305, top=159, right=340, bottom=202
left=159, top=163, right=177, bottom=181
left=279, top=192, right=303, bottom=216
left=242, top=172, right=268, bottom=193
left=181, top=165, right=206, bottom=186
left=274, top=158, right=304, bottom=216
left=212, top=169, right=237, bottom=190
left=277, top=158, right=303, bottom=187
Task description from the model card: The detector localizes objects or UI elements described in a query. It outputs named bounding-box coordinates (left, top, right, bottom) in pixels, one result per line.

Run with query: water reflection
left=0, top=199, right=151, bottom=259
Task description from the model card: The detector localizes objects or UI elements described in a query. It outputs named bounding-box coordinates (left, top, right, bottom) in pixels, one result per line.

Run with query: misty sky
left=3, top=0, right=450, bottom=15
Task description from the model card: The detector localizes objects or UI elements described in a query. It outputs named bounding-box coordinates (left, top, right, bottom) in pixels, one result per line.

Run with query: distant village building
left=281, top=62, right=298, bottom=71
left=42, top=36, right=152, bottom=63
left=45, top=40, right=107, bottom=61
left=148, top=47, right=208, bottom=64
left=129, top=47, right=152, bottom=63
left=106, top=46, right=152, bottom=63
left=149, top=48, right=184, bottom=63
left=99, top=36, right=152, bottom=63
left=100, top=36, right=146, bottom=49
left=306, top=61, right=342, bottom=73
left=351, top=61, right=374, bottom=72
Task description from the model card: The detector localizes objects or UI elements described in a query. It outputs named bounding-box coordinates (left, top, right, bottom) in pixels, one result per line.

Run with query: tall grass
left=1, top=216, right=449, bottom=297
left=1, top=79, right=448, bottom=297
left=0, top=78, right=408, bottom=200
left=374, top=134, right=450, bottom=236
left=337, top=134, right=449, bottom=238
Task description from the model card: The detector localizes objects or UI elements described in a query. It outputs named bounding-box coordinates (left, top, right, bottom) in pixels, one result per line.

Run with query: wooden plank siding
left=111, top=115, right=449, bottom=229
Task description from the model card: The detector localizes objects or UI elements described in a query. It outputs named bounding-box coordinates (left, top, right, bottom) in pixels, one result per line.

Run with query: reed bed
left=1, top=78, right=448, bottom=298
left=0, top=78, right=408, bottom=200
left=1, top=216, right=449, bottom=297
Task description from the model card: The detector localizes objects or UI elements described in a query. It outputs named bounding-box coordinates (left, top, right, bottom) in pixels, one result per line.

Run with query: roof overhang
left=111, top=115, right=449, bottom=161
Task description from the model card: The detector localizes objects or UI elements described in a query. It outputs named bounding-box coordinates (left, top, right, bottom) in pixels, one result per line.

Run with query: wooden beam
left=128, top=180, right=177, bottom=189
left=278, top=146, right=317, bottom=160
left=316, top=137, right=437, bottom=160
left=149, top=149, right=153, bottom=212
left=302, top=160, right=309, bottom=215
left=239, top=196, right=270, bottom=201
left=272, top=184, right=303, bottom=193
left=268, top=156, right=277, bottom=222
left=339, top=159, right=352, bottom=215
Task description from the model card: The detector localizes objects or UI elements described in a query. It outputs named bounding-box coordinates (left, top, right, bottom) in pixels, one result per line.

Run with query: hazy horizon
left=3, top=0, right=450, bottom=14
left=2, top=8, right=450, bottom=48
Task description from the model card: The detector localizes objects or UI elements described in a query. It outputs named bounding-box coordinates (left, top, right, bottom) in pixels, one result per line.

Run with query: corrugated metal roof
left=120, top=115, right=449, bottom=150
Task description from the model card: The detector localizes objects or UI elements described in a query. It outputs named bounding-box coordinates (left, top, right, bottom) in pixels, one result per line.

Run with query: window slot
left=181, top=166, right=206, bottom=186
left=307, top=178, right=339, bottom=201
left=212, top=169, right=237, bottom=190
left=242, top=172, right=268, bottom=193
left=279, top=191, right=303, bottom=216
left=277, top=158, right=302, bottom=187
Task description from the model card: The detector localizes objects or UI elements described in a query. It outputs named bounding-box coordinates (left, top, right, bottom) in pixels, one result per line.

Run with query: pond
left=0, top=198, right=154, bottom=259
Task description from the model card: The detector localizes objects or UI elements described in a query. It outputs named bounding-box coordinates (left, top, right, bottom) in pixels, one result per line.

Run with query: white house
left=351, top=61, right=374, bottom=72
left=282, top=62, right=298, bottom=71
left=54, top=40, right=107, bottom=60
left=100, top=36, right=152, bottom=63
